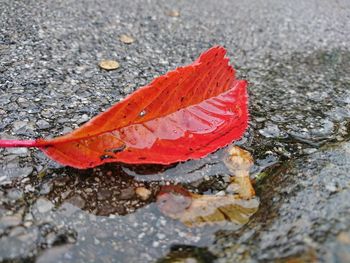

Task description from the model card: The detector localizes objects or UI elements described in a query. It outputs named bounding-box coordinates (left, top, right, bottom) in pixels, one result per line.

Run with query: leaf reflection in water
left=156, top=146, right=259, bottom=227
left=157, top=185, right=259, bottom=227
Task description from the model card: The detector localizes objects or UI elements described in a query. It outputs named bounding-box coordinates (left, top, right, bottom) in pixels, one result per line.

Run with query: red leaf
left=0, top=46, right=248, bottom=169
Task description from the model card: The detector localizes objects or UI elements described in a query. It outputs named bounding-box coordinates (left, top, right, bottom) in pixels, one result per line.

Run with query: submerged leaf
left=0, top=46, right=248, bottom=169
left=157, top=146, right=258, bottom=227
left=224, top=146, right=255, bottom=199
left=157, top=185, right=259, bottom=227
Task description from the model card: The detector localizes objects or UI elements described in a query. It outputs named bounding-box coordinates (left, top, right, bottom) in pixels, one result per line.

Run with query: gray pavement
left=1, top=0, right=350, bottom=262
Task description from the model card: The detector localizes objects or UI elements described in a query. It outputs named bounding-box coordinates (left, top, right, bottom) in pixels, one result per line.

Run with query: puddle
left=1, top=48, right=350, bottom=262
left=0, top=144, right=263, bottom=262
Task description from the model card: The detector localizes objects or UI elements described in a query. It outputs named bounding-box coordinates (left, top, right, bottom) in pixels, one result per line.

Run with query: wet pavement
left=1, top=0, right=350, bottom=262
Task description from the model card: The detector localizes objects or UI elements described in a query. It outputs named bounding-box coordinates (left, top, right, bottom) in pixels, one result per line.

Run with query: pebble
left=36, top=245, right=73, bottom=263
left=135, top=187, right=151, bottom=201
left=99, top=60, right=120, bottom=70
left=61, top=189, right=71, bottom=199
left=152, top=241, right=159, bottom=247
left=36, top=197, right=54, bottom=213
left=36, top=119, right=50, bottom=129
left=97, top=189, right=112, bottom=201
left=58, top=202, right=80, bottom=217
left=17, top=97, right=27, bottom=103
left=5, top=147, right=29, bottom=156
left=9, top=226, right=27, bottom=237
left=24, top=184, right=35, bottom=192
left=120, top=34, right=135, bottom=44
left=255, top=117, right=266, bottom=122
left=67, top=195, right=85, bottom=209
left=259, top=123, right=281, bottom=138
left=6, top=189, right=23, bottom=200
left=167, top=10, right=180, bottom=17
left=120, top=187, right=135, bottom=200
left=156, top=233, right=166, bottom=239
left=0, top=215, right=22, bottom=227
left=76, top=114, right=89, bottom=124
left=12, top=120, right=28, bottom=132
left=337, top=232, right=350, bottom=244
left=325, top=183, right=338, bottom=193
left=40, top=182, right=53, bottom=194
left=0, top=166, right=33, bottom=181
left=94, top=238, right=100, bottom=245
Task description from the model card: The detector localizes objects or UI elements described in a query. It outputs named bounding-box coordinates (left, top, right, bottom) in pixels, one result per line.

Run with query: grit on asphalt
left=1, top=0, right=350, bottom=262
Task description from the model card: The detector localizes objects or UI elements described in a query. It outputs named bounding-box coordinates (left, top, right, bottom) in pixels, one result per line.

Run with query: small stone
left=0, top=215, right=22, bottom=227
left=12, top=120, right=28, bottom=132
left=167, top=10, right=180, bottom=17
left=36, top=197, right=54, bottom=213
left=61, top=189, right=71, bottom=199
left=259, top=123, right=281, bottom=138
left=53, top=176, right=70, bottom=187
left=135, top=187, right=152, bottom=201
left=58, top=202, right=80, bottom=217
left=12, top=120, right=35, bottom=135
left=40, top=182, right=53, bottom=194
left=98, top=206, right=123, bottom=216
left=24, top=185, right=35, bottom=192
left=67, top=195, right=85, bottom=209
left=0, top=166, right=33, bottom=181
left=6, top=147, right=29, bottom=156
left=9, top=226, right=27, bottom=237
left=17, top=98, right=27, bottom=103
left=76, top=114, right=89, bottom=124
left=152, top=241, right=159, bottom=247
left=337, top=232, right=350, bottom=244
left=325, top=183, right=338, bottom=193
left=303, top=148, right=317, bottom=154
left=6, top=189, right=23, bottom=200
left=99, top=60, right=120, bottom=70
left=84, top=188, right=93, bottom=193
left=255, top=117, right=266, bottom=122
left=94, top=238, right=100, bottom=245
left=36, top=119, right=50, bottom=129
left=120, top=34, right=135, bottom=44
left=24, top=221, right=33, bottom=227
left=41, top=109, right=54, bottom=119
left=61, top=126, right=73, bottom=135
left=120, top=187, right=135, bottom=200
left=97, top=189, right=112, bottom=201
left=157, top=233, right=166, bottom=239
left=36, top=245, right=73, bottom=263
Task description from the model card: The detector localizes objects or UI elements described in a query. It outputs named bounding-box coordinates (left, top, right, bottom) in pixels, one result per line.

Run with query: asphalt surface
left=1, top=0, right=350, bottom=262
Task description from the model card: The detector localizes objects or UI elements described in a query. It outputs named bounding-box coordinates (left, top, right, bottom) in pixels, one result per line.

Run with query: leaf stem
left=0, top=139, right=39, bottom=148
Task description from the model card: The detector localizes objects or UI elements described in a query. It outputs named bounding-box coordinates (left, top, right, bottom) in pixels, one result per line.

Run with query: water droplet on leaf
left=139, top=110, right=147, bottom=117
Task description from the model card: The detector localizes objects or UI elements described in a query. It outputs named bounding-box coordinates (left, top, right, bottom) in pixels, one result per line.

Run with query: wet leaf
left=224, top=146, right=255, bottom=199
left=119, top=34, right=135, bottom=44
left=98, top=60, right=120, bottom=70
left=157, top=146, right=258, bottom=227
left=157, top=185, right=259, bottom=227
left=0, top=46, right=248, bottom=169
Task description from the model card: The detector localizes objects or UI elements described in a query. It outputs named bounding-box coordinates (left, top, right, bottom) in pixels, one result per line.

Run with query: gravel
left=0, top=0, right=350, bottom=262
